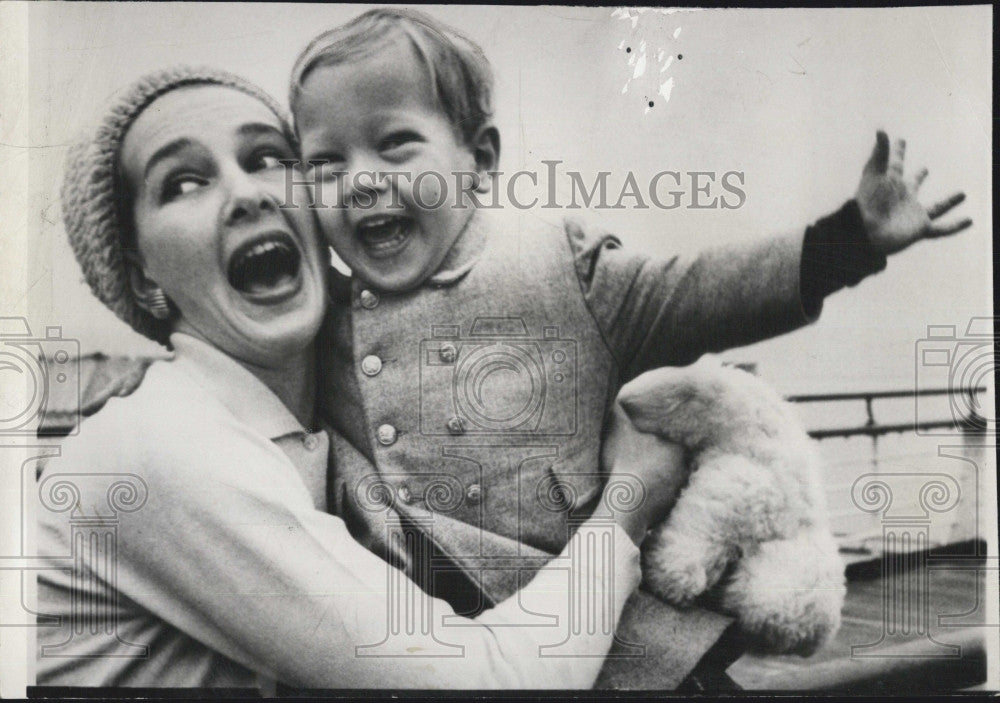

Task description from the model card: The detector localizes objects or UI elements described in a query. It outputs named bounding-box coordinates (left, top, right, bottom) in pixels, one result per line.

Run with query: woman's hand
left=601, top=402, right=690, bottom=546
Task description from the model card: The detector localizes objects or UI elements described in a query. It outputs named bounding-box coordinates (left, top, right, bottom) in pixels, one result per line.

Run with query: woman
left=37, top=66, right=687, bottom=691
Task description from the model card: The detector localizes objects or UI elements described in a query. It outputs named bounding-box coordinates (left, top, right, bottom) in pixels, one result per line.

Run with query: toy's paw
left=640, top=529, right=712, bottom=605
left=730, top=577, right=844, bottom=656
left=642, top=559, right=708, bottom=606
left=723, top=531, right=846, bottom=656
left=745, top=601, right=842, bottom=657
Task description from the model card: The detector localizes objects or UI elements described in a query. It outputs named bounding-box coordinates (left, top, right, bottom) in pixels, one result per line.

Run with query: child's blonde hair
left=290, top=7, right=494, bottom=146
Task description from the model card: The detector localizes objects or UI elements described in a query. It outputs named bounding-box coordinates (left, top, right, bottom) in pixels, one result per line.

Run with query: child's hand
left=855, top=130, right=972, bottom=255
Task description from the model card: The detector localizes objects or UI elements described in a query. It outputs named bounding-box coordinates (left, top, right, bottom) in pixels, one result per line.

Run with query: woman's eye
left=162, top=176, right=206, bottom=202
left=251, top=153, right=287, bottom=171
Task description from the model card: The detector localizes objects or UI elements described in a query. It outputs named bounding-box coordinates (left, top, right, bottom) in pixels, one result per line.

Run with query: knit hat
left=61, top=66, right=295, bottom=346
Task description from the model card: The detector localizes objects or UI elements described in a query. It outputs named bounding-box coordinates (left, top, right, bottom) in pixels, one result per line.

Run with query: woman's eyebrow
left=238, top=122, right=286, bottom=140
left=143, top=137, right=195, bottom=180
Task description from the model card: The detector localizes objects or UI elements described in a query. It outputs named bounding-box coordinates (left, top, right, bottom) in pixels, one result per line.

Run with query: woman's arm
left=120, top=478, right=639, bottom=688
left=47, top=417, right=678, bottom=689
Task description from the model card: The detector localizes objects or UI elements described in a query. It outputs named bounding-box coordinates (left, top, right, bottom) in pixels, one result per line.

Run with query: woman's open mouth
left=227, top=231, right=303, bottom=303
left=354, top=214, right=413, bottom=259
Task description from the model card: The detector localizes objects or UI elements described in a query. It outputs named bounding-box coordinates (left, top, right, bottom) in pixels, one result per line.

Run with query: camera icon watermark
left=914, top=318, right=995, bottom=436
left=0, top=318, right=80, bottom=436
left=419, top=317, right=578, bottom=436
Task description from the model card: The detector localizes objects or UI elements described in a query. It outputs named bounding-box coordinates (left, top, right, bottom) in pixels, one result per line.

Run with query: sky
left=20, top=3, right=993, bottom=398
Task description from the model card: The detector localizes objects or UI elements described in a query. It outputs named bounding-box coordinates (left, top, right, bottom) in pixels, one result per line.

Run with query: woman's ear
left=126, top=251, right=172, bottom=320
left=471, top=124, right=500, bottom=194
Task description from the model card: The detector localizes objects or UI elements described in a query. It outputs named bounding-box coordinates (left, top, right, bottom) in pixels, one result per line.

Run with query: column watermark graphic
left=35, top=472, right=149, bottom=659
left=929, top=447, right=998, bottom=633
left=537, top=474, right=647, bottom=659
left=850, top=472, right=963, bottom=658
left=351, top=467, right=649, bottom=659
left=0, top=447, right=61, bottom=627
left=355, top=512, right=465, bottom=658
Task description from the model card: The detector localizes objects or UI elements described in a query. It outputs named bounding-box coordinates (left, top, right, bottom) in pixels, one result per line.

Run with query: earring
left=147, top=288, right=171, bottom=320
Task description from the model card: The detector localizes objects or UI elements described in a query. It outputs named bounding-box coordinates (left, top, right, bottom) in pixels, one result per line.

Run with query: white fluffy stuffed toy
left=616, top=358, right=846, bottom=656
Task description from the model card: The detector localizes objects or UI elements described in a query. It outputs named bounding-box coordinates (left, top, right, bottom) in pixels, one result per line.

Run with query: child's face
left=296, top=41, right=480, bottom=292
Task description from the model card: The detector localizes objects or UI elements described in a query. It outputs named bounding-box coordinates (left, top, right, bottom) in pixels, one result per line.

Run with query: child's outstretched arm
left=569, top=131, right=972, bottom=382
left=855, top=130, right=971, bottom=255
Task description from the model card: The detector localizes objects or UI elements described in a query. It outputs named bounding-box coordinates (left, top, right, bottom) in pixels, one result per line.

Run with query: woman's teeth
left=227, top=235, right=302, bottom=297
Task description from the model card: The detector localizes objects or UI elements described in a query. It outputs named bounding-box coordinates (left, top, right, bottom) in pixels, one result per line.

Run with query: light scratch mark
left=659, top=76, right=675, bottom=103
left=633, top=52, right=647, bottom=79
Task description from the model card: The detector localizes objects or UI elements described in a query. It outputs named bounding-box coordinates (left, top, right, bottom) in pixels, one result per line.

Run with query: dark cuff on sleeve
left=800, top=199, right=887, bottom=315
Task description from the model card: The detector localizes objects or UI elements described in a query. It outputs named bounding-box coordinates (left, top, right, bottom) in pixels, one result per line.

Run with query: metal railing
left=785, top=386, right=988, bottom=440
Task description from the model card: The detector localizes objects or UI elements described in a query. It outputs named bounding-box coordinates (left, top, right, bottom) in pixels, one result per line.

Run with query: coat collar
left=168, top=332, right=306, bottom=441
left=425, top=208, right=490, bottom=287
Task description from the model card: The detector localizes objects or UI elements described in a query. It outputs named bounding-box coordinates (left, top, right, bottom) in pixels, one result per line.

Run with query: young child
left=289, top=7, right=971, bottom=687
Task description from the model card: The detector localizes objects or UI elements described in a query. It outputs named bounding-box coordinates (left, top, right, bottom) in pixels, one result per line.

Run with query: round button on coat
left=376, top=424, right=397, bottom=446
left=361, top=355, right=382, bottom=376
left=303, top=434, right=319, bottom=451
left=359, top=289, right=379, bottom=309
left=446, top=416, right=466, bottom=435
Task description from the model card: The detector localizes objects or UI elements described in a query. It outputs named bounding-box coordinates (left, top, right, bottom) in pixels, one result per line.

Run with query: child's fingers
left=864, top=129, right=890, bottom=174
left=927, top=191, right=966, bottom=219
left=926, top=218, right=973, bottom=239
left=912, top=167, right=929, bottom=191
left=889, top=137, right=906, bottom=177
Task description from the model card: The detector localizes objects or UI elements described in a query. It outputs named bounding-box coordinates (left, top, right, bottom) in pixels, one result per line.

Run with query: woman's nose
left=224, top=175, right=275, bottom=226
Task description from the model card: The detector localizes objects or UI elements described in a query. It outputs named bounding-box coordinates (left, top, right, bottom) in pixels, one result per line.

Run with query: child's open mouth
left=354, top=214, right=413, bottom=259
left=226, top=231, right=303, bottom=303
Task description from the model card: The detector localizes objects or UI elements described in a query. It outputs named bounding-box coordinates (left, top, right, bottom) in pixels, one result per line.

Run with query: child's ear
left=470, top=124, right=500, bottom=194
